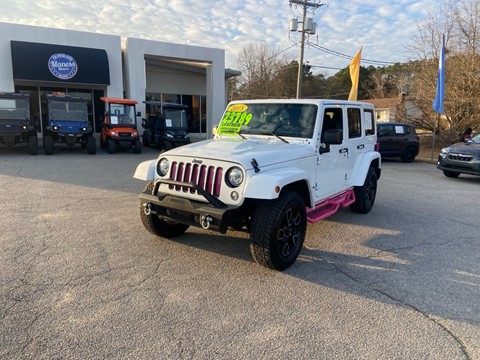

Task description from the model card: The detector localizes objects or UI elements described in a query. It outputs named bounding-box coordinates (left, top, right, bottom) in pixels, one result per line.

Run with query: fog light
left=231, top=191, right=239, bottom=201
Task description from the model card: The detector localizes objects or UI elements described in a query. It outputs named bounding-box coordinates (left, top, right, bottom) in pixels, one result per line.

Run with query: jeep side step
left=306, top=189, right=355, bottom=223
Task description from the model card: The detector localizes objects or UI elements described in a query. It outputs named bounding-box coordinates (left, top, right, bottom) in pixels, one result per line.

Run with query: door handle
left=339, top=148, right=349, bottom=154
left=357, top=144, right=365, bottom=149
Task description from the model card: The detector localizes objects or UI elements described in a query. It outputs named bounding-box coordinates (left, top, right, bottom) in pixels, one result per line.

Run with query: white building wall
left=124, top=38, right=225, bottom=139
left=0, top=22, right=123, bottom=97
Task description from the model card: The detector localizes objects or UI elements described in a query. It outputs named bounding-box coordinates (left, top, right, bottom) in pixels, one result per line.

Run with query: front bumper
left=140, top=180, right=242, bottom=233
left=437, top=155, right=480, bottom=176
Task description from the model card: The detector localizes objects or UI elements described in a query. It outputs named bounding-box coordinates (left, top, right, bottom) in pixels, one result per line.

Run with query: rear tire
left=140, top=182, right=189, bottom=238
left=43, top=135, right=54, bottom=155
left=250, top=191, right=306, bottom=271
left=401, top=147, right=416, bottom=163
left=351, top=166, right=377, bottom=214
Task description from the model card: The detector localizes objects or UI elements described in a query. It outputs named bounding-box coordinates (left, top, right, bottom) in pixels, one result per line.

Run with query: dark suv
left=377, top=122, right=419, bottom=163
left=437, top=132, right=480, bottom=178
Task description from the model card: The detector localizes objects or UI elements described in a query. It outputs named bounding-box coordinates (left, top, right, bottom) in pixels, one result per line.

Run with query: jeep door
left=315, top=106, right=348, bottom=199
left=343, top=106, right=370, bottom=186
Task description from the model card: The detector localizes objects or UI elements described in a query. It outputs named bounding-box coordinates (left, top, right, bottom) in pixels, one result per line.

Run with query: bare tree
left=234, top=43, right=294, bottom=99
left=410, top=0, right=480, bottom=142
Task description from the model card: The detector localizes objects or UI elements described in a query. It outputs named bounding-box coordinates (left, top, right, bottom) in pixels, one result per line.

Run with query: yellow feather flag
left=348, top=47, right=362, bottom=101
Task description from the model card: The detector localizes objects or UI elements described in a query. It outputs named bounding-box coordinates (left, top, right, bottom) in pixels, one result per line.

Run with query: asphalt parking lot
left=1, top=145, right=479, bottom=360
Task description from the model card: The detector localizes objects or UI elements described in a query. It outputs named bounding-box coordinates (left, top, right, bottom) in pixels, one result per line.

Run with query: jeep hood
left=164, top=137, right=314, bottom=168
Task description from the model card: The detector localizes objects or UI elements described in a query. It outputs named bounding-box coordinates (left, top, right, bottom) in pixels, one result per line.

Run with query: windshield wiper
left=270, top=124, right=289, bottom=143
left=236, top=131, right=247, bottom=139
left=240, top=125, right=289, bottom=143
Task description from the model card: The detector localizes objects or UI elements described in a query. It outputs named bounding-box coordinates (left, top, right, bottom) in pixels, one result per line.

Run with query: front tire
left=443, top=170, right=460, bottom=178
left=133, top=139, right=143, bottom=154
left=140, top=182, right=189, bottom=238
left=351, top=166, right=377, bottom=214
left=250, top=191, right=306, bottom=271
left=43, top=135, right=54, bottom=155
left=86, top=136, right=96, bottom=154
left=107, top=139, right=116, bottom=154
left=28, top=134, right=38, bottom=155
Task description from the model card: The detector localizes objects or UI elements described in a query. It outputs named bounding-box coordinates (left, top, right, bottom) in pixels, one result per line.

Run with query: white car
left=134, top=99, right=381, bottom=270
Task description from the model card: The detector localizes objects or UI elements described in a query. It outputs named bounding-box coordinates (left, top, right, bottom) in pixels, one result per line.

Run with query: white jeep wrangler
left=134, top=99, right=381, bottom=271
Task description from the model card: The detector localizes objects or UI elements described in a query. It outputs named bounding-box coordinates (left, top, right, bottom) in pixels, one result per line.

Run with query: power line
left=308, top=43, right=396, bottom=65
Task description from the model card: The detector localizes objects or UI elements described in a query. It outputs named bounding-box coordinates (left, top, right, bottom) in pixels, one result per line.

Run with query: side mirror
left=136, top=111, right=141, bottom=117
left=320, top=129, right=343, bottom=154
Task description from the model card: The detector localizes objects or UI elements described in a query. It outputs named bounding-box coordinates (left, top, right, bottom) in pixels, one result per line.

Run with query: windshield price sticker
left=217, top=104, right=252, bottom=134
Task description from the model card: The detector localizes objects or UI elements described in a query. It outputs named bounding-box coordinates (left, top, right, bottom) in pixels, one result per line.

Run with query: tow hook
left=143, top=203, right=152, bottom=216
left=200, top=215, right=213, bottom=229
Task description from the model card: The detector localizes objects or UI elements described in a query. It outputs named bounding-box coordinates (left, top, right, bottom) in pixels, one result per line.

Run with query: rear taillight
left=375, top=142, right=380, bottom=151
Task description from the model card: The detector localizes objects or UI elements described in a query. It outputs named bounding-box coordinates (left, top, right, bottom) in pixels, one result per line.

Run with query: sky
left=0, top=0, right=439, bottom=76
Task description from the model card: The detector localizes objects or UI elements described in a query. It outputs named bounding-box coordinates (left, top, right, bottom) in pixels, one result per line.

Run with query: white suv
left=134, top=99, right=381, bottom=270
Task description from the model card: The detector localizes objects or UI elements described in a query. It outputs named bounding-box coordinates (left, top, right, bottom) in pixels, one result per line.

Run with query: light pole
left=289, top=0, right=324, bottom=98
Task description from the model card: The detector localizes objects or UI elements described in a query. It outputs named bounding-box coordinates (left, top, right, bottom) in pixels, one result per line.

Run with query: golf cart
left=42, top=94, right=95, bottom=155
left=142, top=101, right=190, bottom=150
left=100, top=97, right=142, bottom=154
left=0, top=92, right=38, bottom=155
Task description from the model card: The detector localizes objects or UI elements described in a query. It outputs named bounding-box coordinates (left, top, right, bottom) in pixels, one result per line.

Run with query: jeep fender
left=134, top=159, right=157, bottom=181
left=244, top=168, right=311, bottom=200
left=349, top=152, right=381, bottom=186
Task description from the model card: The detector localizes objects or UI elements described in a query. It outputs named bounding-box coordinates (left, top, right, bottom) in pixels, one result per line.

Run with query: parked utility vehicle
left=142, top=101, right=190, bottom=150
left=42, top=94, right=95, bottom=155
left=134, top=99, right=381, bottom=270
left=100, top=97, right=142, bottom=154
left=0, top=92, right=38, bottom=155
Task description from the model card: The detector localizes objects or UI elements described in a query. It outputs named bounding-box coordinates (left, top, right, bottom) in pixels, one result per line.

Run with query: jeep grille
left=169, top=161, right=223, bottom=197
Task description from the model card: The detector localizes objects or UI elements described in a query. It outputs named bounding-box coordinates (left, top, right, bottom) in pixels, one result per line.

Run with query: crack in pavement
left=324, top=258, right=473, bottom=360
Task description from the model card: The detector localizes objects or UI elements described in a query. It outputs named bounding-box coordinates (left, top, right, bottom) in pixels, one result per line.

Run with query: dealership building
left=0, top=22, right=239, bottom=139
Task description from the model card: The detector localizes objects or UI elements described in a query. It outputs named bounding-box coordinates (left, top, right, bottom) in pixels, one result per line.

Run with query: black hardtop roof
left=377, top=122, right=416, bottom=127
left=0, top=92, right=30, bottom=100
left=45, top=94, right=87, bottom=103
left=143, top=101, right=187, bottom=110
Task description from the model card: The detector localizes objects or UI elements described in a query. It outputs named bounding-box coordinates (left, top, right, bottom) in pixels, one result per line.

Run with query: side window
left=364, top=109, right=375, bottom=136
left=378, top=124, right=393, bottom=136
left=321, top=107, right=343, bottom=143
left=347, top=108, right=361, bottom=139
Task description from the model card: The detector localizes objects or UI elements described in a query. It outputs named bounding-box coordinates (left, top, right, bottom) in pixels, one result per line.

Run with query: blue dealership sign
left=48, top=53, right=78, bottom=80
left=11, top=41, right=110, bottom=85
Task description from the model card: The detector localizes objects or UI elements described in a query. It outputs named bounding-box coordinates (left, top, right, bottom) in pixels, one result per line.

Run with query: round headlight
left=157, top=158, right=169, bottom=176
left=226, top=166, right=244, bottom=187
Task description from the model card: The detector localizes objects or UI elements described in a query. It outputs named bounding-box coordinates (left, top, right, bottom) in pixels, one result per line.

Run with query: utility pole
left=289, top=0, right=325, bottom=98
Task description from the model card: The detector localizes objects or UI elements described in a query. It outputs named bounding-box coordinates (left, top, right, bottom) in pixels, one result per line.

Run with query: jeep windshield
left=0, top=98, right=30, bottom=120
left=109, top=103, right=136, bottom=126
left=216, top=103, right=317, bottom=139
left=164, top=108, right=188, bottom=129
left=49, top=100, right=87, bottom=122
